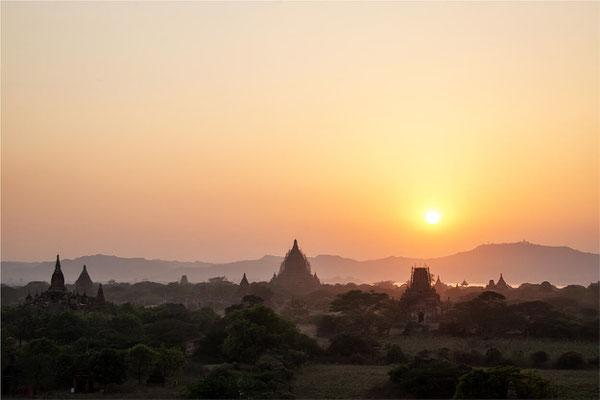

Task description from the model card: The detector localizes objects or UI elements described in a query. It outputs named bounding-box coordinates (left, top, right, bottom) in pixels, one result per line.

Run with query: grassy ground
left=293, top=363, right=599, bottom=399
left=538, top=369, right=599, bottom=399
left=292, top=363, right=390, bottom=399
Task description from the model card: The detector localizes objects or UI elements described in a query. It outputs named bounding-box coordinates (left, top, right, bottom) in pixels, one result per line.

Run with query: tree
left=47, top=311, right=86, bottom=345
left=17, top=338, right=60, bottom=392
left=222, top=304, right=318, bottom=364
left=156, top=345, right=185, bottom=381
left=330, top=290, right=389, bottom=315
left=327, top=334, right=380, bottom=363
left=440, top=292, right=518, bottom=338
left=90, top=348, right=127, bottom=391
left=509, top=301, right=554, bottom=337
left=389, top=357, right=471, bottom=399
left=329, top=290, right=390, bottom=335
left=281, top=299, right=310, bottom=323
left=128, top=344, right=157, bottom=384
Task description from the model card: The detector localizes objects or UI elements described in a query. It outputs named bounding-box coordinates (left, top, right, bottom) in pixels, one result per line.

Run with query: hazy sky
left=2, top=2, right=598, bottom=263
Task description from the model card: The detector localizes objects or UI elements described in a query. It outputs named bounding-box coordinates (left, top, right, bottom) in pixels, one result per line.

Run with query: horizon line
left=3, top=240, right=598, bottom=265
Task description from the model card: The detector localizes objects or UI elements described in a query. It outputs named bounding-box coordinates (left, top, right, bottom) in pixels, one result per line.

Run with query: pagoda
left=74, top=265, right=94, bottom=295
left=27, top=255, right=108, bottom=311
left=399, top=265, right=441, bottom=323
left=235, top=273, right=250, bottom=298
left=270, top=239, right=320, bottom=293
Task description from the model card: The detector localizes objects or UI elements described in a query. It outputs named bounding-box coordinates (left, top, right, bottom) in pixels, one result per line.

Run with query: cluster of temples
left=24, top=255, right=107, bottom=311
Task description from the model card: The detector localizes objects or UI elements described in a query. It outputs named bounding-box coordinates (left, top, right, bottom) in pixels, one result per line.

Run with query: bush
left=555, top=351, right=585, bottom=369
left=454, top=366, right=553, bottom=399
left=452, top=349, right=482, bottom=365
left=327, top=334, right=379, bottom=363
left=484, top=348, right=503, bottom=365
left=386, top=344, right=408, bottom=364
left=529, top=351, right=549, bottom=368
left=314, top=314, right=344, bottom=337
left=183, top=365, right=292, bottom=399
left=389, top=357, right=470, bottom=398
left=183, top=367, right=239, bottom=399
left=436, top=347, right=451, bottom=360
left=588, top=356, right=599, bottom=369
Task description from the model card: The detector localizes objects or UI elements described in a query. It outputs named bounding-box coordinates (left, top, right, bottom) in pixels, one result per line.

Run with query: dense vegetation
left=1, top=280, right=598, bottom=399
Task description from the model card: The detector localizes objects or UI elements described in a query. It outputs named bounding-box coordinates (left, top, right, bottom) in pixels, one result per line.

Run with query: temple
left=235, top=272, right=250, bottom=298
left=180, top=275, right=189, bottom=285
left=485, top=273, right=511, bottom=292
left=399, top=265, right=441, bottom=323
left=74, top=264, right=94, bottom=295
left=270, top=239, right=320, bottom=293
left=26, top=255, right=106, bottom=311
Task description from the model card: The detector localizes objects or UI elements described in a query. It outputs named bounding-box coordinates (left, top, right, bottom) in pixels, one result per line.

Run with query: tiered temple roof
left=400, top=265, right=441, bottom=323
left=270, top=239, right=320, bottom=293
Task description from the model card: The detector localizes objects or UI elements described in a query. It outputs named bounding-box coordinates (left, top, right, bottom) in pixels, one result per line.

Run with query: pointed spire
left=292, top=239, right=298, bottom=249
left=83, top=264, right=87, bottom=272
left=239, top=273, right=249, bottom=287
left=96, top=283, right=105, bottom=301
left=50, top=254, right=66, bottom=292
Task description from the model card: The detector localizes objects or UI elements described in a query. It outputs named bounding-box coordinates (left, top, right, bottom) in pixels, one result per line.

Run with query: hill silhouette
left=2, top=242, right=598, bottom=286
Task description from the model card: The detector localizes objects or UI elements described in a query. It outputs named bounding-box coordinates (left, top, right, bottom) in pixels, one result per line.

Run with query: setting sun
left=425, top=210, right=441, bottom=224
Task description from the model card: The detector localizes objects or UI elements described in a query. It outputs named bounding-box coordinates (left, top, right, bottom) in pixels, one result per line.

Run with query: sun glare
left=425, top=210, right=441, bottom=224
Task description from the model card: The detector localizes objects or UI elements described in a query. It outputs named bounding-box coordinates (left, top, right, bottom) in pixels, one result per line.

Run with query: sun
left=425, top=210, right=441, bottom=224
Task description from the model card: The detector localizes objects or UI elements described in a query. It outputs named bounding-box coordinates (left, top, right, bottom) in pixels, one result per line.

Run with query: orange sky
left=2, top=2, right=598, bottom=262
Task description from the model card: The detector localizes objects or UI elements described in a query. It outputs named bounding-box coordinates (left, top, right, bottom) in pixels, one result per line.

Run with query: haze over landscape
left=2, top=241, right=598, bottom=287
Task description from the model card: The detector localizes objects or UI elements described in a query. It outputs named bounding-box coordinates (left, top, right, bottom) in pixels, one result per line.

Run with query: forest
left=1, top=278, right=598, bottom=399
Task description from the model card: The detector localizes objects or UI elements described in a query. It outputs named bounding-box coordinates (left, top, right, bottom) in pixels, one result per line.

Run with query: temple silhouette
left=25, top=255, right=106, bottom=310
left=270, top=239, right=320, bottom=293
left=400, top=265, right=441, bottom=323
left=485, top=273, right=512, bottom=292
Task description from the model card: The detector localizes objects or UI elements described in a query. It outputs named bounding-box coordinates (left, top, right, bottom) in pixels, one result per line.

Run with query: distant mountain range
left=2, top=242, right=598, bottom=287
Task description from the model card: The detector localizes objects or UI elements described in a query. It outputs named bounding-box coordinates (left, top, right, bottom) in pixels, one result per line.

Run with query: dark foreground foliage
left=388, top=357, right=471, bottom=399
left=454, top=366, right=553, bottom=399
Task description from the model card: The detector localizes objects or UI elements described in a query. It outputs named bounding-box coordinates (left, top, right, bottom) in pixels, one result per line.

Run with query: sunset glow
left=1, top=2, right=598, bottom=262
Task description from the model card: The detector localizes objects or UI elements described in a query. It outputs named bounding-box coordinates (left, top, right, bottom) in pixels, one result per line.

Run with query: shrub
left=484, top=348, right=503, bottom=365
left=588, top=356, right=599, bottom=369
left=529, top=351, right=549, bottom=368
left=386, top=344, right=408, bottom=364
left=183, top=365, right=292, bottom=399
left=555, top=351, right=585, bottom=369
left=436, top=347, right=451, bottom=360
left=452, top=349, right=482, bottom=365
left=314, top=314, right=344, bottom=337
left=327, top=334, right=379, bottom=363
left=389, top=357, right=470, bottom=398
left=454, top=366, right=553, bottom=399
left=183, top=367, right=239, bottom=399
left=417, top=349, right=431, bottom=359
